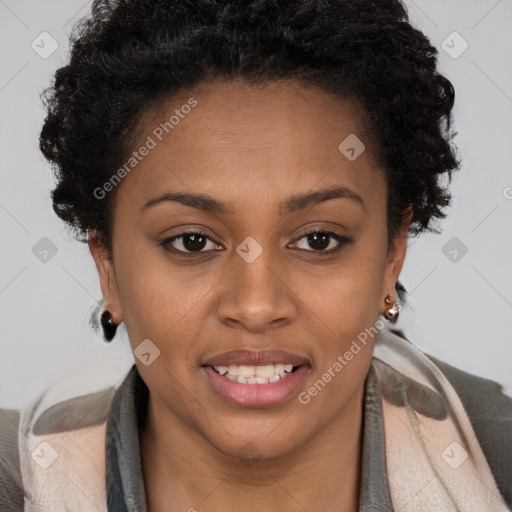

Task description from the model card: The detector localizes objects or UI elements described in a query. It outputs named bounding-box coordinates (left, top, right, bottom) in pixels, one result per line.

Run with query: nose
left=215, top=248, right=297, bottom=333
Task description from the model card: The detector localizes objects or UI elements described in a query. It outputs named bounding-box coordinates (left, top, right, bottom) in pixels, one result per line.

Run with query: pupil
left=181, top=233, right=331, bottom=252
left=184, top=233, right=207, bottom=251
left=308, top=232, right=329, bottom=250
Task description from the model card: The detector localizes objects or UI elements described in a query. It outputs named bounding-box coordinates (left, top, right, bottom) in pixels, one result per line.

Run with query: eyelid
left=159, top=229, right=223, bottom=255
left=159, top=227, right=353, bottom=256
left=290, top=229, right=354, bottom=255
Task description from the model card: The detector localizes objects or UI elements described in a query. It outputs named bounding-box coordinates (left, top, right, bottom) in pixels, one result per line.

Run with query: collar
left=105, top=364, right=393, bottom=511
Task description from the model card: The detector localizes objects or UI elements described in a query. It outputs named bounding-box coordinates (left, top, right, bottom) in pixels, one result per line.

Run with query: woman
left=1, top=0, right=511, bottom=510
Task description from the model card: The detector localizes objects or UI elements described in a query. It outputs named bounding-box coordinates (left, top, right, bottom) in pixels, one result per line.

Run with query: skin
left=89, top=79, right=412, bottom=512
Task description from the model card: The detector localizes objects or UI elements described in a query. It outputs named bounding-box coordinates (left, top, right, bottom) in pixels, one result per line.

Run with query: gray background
left=1, top=0, right=511, bottom=408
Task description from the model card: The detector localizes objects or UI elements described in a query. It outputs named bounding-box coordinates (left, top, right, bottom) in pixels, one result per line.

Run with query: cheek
left=300, top=251, right=386, bottom=332
left=112, top=245, right=198, bottom=348
left=295, top=256, right=385, bottom=418
left=113, top=246, right=226, bottom=385
left=115, top=225, right=387, bottom=350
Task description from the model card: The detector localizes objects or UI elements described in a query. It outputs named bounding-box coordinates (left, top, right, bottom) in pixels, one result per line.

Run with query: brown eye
left=292, top=230, right=354, bottom=254
left=160, top=231, right=222, bottom=254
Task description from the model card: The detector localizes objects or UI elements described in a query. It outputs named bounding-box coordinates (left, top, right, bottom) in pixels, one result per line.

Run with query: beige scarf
left=372, top=329, right=509, bottom=511
left=17, top=326, right=509, bottom=511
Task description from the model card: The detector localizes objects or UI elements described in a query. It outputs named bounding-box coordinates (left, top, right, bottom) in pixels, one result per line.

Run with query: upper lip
left=202, top=349, right=310, bottom=367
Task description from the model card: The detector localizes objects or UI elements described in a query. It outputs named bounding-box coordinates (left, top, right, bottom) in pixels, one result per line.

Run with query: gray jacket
left=1, top=354, right=511, bottom=511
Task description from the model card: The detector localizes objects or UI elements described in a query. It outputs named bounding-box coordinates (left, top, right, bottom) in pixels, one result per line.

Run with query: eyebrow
left=140, top=185, right=365, bottom=215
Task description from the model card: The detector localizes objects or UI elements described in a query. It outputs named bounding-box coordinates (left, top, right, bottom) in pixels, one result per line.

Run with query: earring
left=100, top=309, right=118, bottom=342
left=384, top=294, right=399, bottom=321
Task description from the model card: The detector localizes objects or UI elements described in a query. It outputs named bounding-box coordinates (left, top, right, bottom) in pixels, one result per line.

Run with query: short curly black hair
left=39, top=0, right=460, bottom=271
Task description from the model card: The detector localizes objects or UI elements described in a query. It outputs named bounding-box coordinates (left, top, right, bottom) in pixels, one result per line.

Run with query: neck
left=140, top=389, right=364, bottom=512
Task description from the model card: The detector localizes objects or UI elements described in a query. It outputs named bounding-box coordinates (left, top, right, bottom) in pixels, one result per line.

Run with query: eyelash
left=159, top=229, right=354, bottom=257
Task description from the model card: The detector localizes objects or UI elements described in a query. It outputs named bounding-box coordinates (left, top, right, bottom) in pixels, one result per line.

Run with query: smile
left=203, top=362, right=310, bottom=408
left=212, top=363, right=298, bottom=384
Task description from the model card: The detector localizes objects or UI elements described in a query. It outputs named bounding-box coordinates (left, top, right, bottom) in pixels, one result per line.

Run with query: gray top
left=1, top=355, right=512, bottom=510
left=104, top=364, right=395, bottom=511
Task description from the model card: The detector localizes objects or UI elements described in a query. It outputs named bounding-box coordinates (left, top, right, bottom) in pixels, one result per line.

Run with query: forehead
left=146, top=79, right=370, bottom=150
left=115, top=79, right=384, bottom=212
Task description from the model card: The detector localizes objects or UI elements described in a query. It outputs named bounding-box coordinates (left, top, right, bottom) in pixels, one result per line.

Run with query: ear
left=88, top=231, right=124, bottom=324
left=380, top=208, right=413, bottom=315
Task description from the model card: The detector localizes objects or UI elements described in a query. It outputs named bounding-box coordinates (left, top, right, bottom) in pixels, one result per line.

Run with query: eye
left=290, top=229, right=354, bottom=254
left=159, top=228, right=354, bottom=256
left=159, top=230, right=222, bottom=254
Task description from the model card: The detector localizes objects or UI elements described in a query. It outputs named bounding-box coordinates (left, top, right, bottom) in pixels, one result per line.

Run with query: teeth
left=255, top=365, right=275, bottom=378
left=227, top=365, right=238, bottom=376
left=212, top=363, right=298, bottom=384
left=238, top=365, right=256, bottom=378
left=274, top=363, right=285, bottom=375
left=247, top=377, right=270, bottom=384
left=216, top=365, right=228, bottom=375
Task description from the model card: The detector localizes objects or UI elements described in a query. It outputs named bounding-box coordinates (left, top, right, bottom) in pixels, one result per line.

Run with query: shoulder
left=427, top=354, right=512, bottom=508
left=0, top=407, right=25, bottom=511
left=0, top=383, right=118, bottom=511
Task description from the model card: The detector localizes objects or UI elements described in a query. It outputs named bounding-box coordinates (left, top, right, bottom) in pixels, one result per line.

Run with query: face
left=90, top=79, right=410, bottom=460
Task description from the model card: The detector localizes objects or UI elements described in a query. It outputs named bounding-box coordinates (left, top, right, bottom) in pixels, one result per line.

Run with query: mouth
left=209, top=363, right=301, bottom=384
left=201, top=349, right=310, bottom=408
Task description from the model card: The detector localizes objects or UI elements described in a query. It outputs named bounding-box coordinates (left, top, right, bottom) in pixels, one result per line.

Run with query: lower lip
left=203, top=365, right=309, bottom=408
